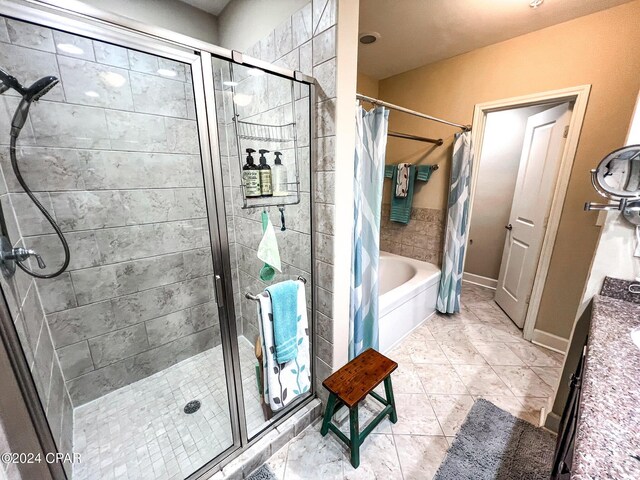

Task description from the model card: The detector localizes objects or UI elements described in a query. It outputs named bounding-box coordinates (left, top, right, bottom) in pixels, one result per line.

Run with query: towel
left=395, top=163, right=411, bottom=198
left=257, top=211, right=281, bottom=281
left=416, top=165, right=434, bottom=182
left=256, top=281, right=311, bottom=411
left=385, top=164, right=436, bottom=224
left=266, top=280, right=299, bottom=364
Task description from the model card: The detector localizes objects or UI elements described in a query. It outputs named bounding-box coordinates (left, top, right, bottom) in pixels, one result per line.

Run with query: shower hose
left=9, top=135, right=70, bottom=278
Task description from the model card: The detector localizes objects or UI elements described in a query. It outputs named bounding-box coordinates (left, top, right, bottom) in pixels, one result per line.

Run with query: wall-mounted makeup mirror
left=585, top=145, right=640, bottom=218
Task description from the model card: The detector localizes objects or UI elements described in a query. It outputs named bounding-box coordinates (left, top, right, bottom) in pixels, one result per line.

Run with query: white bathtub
left=378, top=252, right=441, bottom=353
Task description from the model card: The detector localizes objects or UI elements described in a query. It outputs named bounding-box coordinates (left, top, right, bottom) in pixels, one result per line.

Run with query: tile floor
left=264, top=283, right=564, bottom=480
left=73, top=337, right=266, bottom=480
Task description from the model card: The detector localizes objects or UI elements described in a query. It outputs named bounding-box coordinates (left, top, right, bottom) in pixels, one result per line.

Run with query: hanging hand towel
left=266, top=280, right=299, bottom=364
left=389, top=164, right=436, bottom=224
left=635, top=226, right=640, bottom=258
left=395, top=163, right=411, bottom=198
left=257, top=211, right=281, bottom=281
left=416, top=164, right=434, bottom=182
left=256, top=281, right=310, bottom=411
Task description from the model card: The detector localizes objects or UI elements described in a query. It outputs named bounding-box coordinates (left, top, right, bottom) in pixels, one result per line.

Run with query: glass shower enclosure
left=0, top=3, right=314, bottom=479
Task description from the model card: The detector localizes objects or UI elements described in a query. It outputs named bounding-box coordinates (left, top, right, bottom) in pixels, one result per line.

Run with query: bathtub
left=378, top=252, right=441, bottom=353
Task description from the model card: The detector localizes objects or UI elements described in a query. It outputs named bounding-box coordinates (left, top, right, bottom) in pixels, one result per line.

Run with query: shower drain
left=183, top=400, right=201, bottom=414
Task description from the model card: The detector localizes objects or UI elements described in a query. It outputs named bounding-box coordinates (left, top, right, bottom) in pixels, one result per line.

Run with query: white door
left=495, top=103, right=572, bottom=327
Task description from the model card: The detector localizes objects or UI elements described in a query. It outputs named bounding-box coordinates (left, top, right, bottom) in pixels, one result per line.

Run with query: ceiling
left=358, top=0, right=633, bottom=79
left=179, top=0, right=231, bottom=16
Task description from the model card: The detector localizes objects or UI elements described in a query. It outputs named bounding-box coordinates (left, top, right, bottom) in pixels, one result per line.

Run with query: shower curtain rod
left=356, top=93, right=471, bottom=131
left=388, top=130, right=443, bottom=146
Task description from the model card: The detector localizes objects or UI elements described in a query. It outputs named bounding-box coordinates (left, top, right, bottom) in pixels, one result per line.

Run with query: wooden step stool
left=320, top=348, right=398, bottom=468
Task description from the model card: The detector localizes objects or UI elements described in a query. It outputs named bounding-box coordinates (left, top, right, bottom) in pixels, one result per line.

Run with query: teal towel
left=266, top=280, right=299, bottom=364
left=390, top=165, right=415, bottom=224
left=387, top=164, right=435, bottom=224
left=416, top=165, right=434, bottom=181
left=384, top=165, right=395, bottom=179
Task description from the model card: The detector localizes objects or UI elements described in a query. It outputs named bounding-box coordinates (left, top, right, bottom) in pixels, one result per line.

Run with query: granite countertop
left=572, top=295, right=640, bottom=479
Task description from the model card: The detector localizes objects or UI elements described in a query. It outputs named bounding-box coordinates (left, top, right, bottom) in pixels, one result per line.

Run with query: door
left=0, top=14, right=243, bottom=479
left=495, top=103, right=572, bottom=327
left=205, top=56, right=315, bottom=441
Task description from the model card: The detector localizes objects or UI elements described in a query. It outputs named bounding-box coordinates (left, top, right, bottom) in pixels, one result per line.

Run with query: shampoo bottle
left=271, top=151, right=289, bottom=197
left=258, top=149, right=272, bottom=197
left=243, top=148, right=261, bottom=198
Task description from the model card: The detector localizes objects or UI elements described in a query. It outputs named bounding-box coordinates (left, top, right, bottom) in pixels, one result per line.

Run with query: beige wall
left=357, top=72, right=379, bottom=98
left=549, top=88, right=640, bottom=430
left=80, top=0, right=219, bottom=44
left=466, top=105, right=548, bottom=280
left=581, top=89, right=640, bottom=310
left=378, top=0, right=640, bottom=340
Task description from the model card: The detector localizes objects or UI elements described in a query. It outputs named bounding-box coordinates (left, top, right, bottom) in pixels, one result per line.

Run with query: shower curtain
left=349, top=105, right=389, bottom=360
left=437, top=130, right=474, bottom=314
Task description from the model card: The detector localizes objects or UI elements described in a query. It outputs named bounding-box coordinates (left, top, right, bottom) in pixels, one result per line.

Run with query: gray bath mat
left=434, top=399, right=555, bottom=480
left=247, top=464, right=277, bottom=480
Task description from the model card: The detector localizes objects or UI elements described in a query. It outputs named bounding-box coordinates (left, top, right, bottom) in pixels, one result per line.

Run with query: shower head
left=0, top=68, right=23, bottom=95
left=23, top=76, right=59, bottom=102
left=8, top=74, right=59, bottom=137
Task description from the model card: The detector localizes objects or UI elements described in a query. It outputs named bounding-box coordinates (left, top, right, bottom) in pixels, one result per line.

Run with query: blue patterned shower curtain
left=349, top=105, right=389, bottom=359
left=437, top=131, right=474, bottom=314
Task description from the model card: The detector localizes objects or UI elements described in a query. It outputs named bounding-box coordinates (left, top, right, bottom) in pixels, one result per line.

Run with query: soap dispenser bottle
left=242, top=148, right=261, bottom=198
left=258, top=149, right=272, bottom=197
left=271, top=151, right=289, bottom=197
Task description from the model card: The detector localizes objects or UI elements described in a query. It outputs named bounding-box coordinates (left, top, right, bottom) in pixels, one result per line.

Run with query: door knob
left=505, top=224, right=513, bottom=231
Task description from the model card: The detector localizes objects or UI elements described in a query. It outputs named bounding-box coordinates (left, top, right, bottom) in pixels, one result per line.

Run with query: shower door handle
left=213, top=274, right=225, bottom=307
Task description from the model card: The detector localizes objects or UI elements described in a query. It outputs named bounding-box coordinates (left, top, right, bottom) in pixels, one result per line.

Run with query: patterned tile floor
left=73, top=337, right=265, bottom=480
left=264, top=283, right=565, bottom=480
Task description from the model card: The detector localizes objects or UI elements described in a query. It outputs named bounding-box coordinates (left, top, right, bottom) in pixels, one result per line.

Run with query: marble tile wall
left=215, top=0, right=336, bottom=404
left=380, top=204, right=446, bottom=266
left=0, top=18, right=220, bottom=408
left=252, top=0, right=336, bottom=402
left=0, top=117, right=73, bottom=475
left=215, top=61, right=312, bottom=343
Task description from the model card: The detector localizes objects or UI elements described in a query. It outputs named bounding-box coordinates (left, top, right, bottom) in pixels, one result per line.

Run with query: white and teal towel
left=256, top=280, right=310, bottom=411
left=257, top=211, right=281, bottom=281
left=395, top=163, right=411, bottom=198
left=383, top=164, right=436, bottom=224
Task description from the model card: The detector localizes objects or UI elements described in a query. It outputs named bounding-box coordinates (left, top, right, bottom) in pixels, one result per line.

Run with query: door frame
left=467, top=85, right=591, bottom=347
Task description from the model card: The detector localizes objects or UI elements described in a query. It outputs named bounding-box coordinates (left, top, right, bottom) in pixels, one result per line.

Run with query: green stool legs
left=349, top=405, right=360, bottom=468
left=320, top=374, right=397, bottom=469
left=321, top=393, right=337, bottom=436
left=384, top=376, right=398, bottom=423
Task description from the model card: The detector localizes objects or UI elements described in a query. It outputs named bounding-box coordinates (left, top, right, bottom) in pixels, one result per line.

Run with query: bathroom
left=0, top=0, right=638, bottom=479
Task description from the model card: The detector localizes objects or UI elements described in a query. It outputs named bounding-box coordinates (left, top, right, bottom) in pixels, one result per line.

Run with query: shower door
left=206, top=56, right=315, bottom=441
left=0, top=10, right=241, bottom=480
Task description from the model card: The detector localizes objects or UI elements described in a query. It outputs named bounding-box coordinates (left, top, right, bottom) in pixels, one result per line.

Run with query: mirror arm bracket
left=584, top=199, right=626, bottom=212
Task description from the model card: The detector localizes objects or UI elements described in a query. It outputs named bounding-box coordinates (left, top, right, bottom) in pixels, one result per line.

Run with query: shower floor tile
left=73, top=337, right=265, bottom=480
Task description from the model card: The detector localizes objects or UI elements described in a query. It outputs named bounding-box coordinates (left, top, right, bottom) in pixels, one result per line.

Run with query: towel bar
left=245, top=276, right=307, bottom=301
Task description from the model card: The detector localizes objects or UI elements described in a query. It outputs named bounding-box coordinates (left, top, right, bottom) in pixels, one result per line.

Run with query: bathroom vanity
left=553, top=278, right=640, bottom=479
